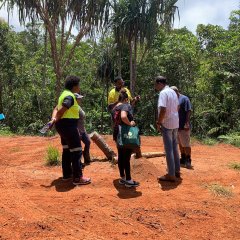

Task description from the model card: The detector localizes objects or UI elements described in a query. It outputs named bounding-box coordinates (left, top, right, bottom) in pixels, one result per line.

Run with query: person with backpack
left=113, top=90, right=140, bottom=188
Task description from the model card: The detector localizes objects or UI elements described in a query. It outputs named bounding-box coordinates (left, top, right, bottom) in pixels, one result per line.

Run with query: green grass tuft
left=201, top=138, right=218, bottom=146
left=0, top=126, right=14, bottom=136
left=228, top=162, right=240, bottom=171
left=205, top=183, right=233, bottom=198
left=218, top=134, right=240, bottom=148
left=45, top=145, right=60, bottom=166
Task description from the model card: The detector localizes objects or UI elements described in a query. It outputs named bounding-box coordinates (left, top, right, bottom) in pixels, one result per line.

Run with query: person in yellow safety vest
left=50, top=76, right=91, bottom=186
left=107, top=76, right=140, bottom=111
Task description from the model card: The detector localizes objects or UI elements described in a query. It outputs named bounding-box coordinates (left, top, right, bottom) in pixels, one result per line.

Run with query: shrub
left=45, top=145, right=60, bottom=166
left=218, top=133, right=240, bottom=148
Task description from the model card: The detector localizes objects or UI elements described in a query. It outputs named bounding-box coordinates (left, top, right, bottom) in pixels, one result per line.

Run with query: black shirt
left=114, top=103, right=134, bottom=123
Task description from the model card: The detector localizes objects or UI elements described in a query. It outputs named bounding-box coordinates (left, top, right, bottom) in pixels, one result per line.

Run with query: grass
left=0, top=126, right=14, bottom=136
left=228, top=162, right=240, bottom=171
left=201, top=137, right=218, bottom=146
left=218, top=134, right=240, bottom=148
left=205, top=183, right=233, bottom=198
left=45, top=145, right=60, bottom=166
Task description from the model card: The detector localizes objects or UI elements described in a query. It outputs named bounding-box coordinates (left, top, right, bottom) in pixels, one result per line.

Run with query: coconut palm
left=111, top=0, right=178, bottom=93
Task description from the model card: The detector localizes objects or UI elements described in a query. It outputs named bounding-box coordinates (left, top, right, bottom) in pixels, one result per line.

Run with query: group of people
left=50, top=74, right=192, bottom=186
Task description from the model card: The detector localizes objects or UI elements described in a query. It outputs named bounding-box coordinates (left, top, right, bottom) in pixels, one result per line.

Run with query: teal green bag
left=117, top=125, right=140, bottom=149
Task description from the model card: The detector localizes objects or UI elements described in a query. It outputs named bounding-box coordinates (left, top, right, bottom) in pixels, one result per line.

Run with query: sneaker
left=125, top=180, right=140, bottom=188
left=73, top=176, right=91, bottom=185
left=157, top=174, right=176, bottom=182
left=119, top=178, right=126, bottom=185
left=62, top=176, right=72, bottom=181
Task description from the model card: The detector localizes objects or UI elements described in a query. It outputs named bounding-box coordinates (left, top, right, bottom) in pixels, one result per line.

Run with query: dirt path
left=0, top=135, right=239, bottom=240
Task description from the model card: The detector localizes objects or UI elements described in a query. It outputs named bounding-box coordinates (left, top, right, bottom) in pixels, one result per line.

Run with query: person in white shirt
left=155, top=76, right=180, bottom=182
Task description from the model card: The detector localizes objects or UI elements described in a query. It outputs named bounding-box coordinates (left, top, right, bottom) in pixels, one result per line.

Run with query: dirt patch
left=0, top=135, right=240, bottom=239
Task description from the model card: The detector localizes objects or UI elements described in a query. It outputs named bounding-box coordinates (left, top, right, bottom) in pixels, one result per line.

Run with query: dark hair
left=118, top=89, right=128, bottom=102
left=114, top=76, right=123, bottom=83
left=155, top=76, right=167, bottom=84
left=64, top=75, right=80, bottom=90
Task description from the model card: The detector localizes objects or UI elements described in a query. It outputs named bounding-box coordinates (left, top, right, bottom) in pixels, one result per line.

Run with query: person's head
left=114, top=76, right=124, bottom=91
left=118, top=89, right=129, bottom=103
left=74, top=93, right=84, bottom=105
left=170, top=86, right=180, bottom=97
left=154, top=76, right=167, bottom=91
left=64, top=75, right=80, bottom=93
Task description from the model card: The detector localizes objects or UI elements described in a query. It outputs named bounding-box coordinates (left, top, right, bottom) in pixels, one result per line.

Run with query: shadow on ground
left=41, top=177, right=75, bottom=192
left=113, top=179, right=142, bottom=199
left=158, top=177, right=182, bottom=191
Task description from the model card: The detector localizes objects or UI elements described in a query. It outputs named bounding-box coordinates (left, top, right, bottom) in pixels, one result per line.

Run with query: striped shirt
left=158, top=85, right=179, bottom=129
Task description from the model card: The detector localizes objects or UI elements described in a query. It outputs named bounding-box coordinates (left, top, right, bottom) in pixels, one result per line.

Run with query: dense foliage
left=0, top=10, right=239, bottom=141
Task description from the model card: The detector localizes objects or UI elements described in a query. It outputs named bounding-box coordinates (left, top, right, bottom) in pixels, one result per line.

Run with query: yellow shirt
left=108, top=87, right=132, bottom=105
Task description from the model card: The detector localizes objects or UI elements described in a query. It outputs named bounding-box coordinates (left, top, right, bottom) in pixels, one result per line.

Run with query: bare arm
left=121, top=111, right=135, bottom=126
left=184, top=110, right=191, bottom=129
left=156, top=107, right=166, bottom=131
left=130, top=95, right=140, bottom=107
left=50, top=105, right=68, bottom=124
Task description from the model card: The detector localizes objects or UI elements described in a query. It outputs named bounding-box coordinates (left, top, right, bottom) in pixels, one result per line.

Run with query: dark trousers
left=117, top=147, right=133, bottom=181
left=55, top=119, right=82, bottom=179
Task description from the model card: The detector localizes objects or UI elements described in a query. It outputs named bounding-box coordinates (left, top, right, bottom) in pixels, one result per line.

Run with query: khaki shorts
left=178, top=130, right=191, bottom=147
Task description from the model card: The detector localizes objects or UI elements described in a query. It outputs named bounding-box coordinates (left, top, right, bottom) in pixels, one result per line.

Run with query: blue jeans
left=161, top=125, right=180, bottom=176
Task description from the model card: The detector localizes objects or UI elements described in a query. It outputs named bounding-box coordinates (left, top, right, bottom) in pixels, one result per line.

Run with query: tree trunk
left=118, top=43, right=122, bottom=76
left=132, top=35, right=137, bottom=94
left=129, top=39, right=133, bottom=93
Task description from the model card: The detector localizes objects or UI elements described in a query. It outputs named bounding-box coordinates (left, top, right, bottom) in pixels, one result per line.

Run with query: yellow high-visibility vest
left=58, top=90, right=80, bottom=119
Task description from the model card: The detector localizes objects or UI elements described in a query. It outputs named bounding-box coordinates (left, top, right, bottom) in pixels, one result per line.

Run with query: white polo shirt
left=158, top=85, right=179, bottom=129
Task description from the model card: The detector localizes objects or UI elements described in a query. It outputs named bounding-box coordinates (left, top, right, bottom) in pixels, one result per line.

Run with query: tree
left=196, top=19, right=240, bottom=136
left=4, top=0, right=111, bottom=97
left=111, top=0, right=178, bottom=93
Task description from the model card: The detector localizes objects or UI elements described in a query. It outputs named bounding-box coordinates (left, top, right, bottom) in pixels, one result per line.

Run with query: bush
left=218, top=133, right=240, bottom=147
left=45, top=145, right=60, bottom=166
left=0, top=125, right=14, bottom=136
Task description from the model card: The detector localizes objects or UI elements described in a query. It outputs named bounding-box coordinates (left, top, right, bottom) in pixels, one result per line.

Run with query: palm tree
left=3, top=0, right=111, bottom=97
left=111, top=0, right=178, bottom=94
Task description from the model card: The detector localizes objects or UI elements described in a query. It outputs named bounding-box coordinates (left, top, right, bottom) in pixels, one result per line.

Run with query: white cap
left=74, top=93, right=84, bottom=99
left=170, top=86, right=179, bottom=92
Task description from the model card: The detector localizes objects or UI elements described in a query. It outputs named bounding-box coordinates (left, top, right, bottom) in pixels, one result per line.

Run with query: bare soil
left=0, top=135, right=239, bottom=240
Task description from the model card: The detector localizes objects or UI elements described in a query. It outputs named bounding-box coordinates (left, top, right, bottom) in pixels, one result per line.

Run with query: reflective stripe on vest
left=58, top=90, right=80, bottom=119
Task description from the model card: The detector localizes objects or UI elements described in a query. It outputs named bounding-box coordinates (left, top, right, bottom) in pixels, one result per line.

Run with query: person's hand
left=184, top=122, right=190, bottom=131
left=49, top=118, right=56, bottom=129
left=134, top=95, right=141, bottom=101
left=130, top=121, right=136, bottom=126
left=156, top=122, right=162, bottom=132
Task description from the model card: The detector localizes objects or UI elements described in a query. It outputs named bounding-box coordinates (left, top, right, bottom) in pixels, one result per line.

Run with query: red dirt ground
left=0, top=135, right=239, bottom=240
